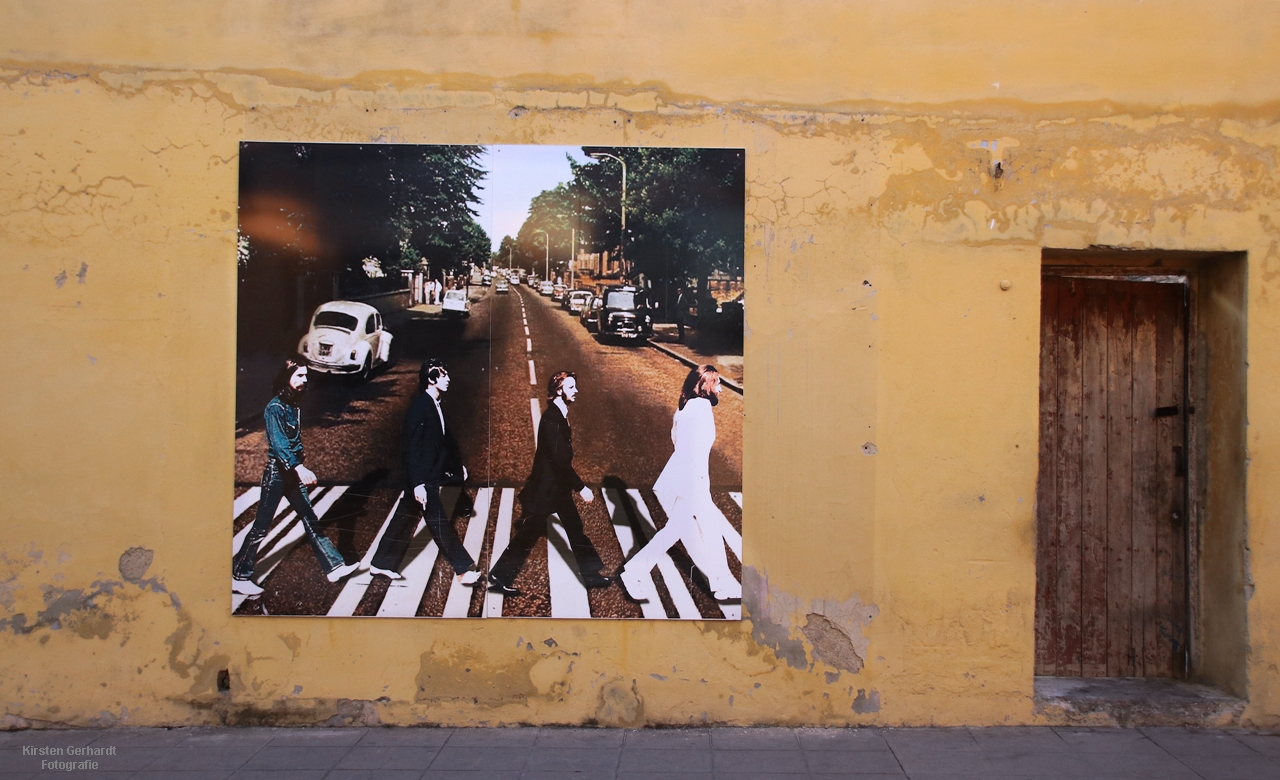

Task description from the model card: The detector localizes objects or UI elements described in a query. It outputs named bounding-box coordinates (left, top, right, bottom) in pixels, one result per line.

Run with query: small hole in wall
left=217, top=670, right=230, bottom=694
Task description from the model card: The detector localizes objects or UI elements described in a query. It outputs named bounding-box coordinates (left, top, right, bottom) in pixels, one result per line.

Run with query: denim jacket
left=264, top=396, right=305, bottom=469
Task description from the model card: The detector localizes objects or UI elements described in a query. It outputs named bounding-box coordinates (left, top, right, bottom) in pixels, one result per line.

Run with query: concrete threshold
left=1034, top=675, right=1245, bottom=728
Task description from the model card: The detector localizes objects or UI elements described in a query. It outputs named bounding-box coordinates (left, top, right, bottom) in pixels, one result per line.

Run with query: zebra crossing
left=231, top=484, right=743, bottom=620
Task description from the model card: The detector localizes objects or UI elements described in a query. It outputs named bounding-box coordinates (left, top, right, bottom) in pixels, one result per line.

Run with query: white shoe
left=326, top=562, right=361, bottom=583
left=619, top=567, right=652, bottom=603
left=458, top=569, right=481, bottom=586
left=232, top=578, right=263, bottom=596
left=368, top=565, right=404, bottom=580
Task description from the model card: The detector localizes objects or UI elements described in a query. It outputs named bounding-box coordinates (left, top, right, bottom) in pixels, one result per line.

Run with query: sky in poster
left=474, top=146, right=596, bottom=252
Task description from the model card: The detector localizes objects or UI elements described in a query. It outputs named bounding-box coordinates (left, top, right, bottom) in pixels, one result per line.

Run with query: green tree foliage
left=515, top=147, right=744, bottom=289
left=238, top=142, right=490, bottom=283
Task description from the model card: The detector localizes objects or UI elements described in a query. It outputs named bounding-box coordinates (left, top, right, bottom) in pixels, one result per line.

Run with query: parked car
left=539, top=280, right=554, bottom=296
left=597, top=285, right=653, bottom=343
left=297, top=300, right=392, bottom=380
left=552, top=283, right=567, bottom=302
left=442, top=288, right=470, bottom=317
left=495, top=278, right=510, bottom=294
left=580, top=295, right=602, bottom=332
left=718, top=291, right=745, bottom=330
left=566, top=290, right=592, bottom=314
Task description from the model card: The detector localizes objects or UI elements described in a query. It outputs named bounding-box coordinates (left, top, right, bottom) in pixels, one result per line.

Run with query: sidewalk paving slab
left=0, top=726, right=1279, bottom=778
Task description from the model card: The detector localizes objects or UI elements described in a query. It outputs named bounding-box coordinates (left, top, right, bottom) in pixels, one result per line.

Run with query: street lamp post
left=533, top=228, right=550, bottom=282
left=588, top=151, right=627, bottom=279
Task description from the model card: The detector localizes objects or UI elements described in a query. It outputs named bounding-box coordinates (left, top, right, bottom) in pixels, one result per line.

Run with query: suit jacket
left=519, top=401, right=584, bottom=514
left=403, top=392, right=463, bottom=490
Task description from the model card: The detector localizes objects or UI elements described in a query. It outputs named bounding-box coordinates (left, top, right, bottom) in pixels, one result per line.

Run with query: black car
left=596, top=286, right=653, bottom=343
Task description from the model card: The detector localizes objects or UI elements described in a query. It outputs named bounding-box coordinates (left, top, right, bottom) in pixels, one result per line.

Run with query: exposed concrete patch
left=326, top=698, right=383, bottom=727
left=802, top=614, right=863, bottom=674
left=743, top=567, right=878, bottom=677
left=853, top=689, right=882, bottom=713
left=415, top=645, right=538, bottom=707
left=118, top=547, right=154, bottom=583
left=742, top=567, right=808, bottom=669
left=594, top=678, right=644, bottom=726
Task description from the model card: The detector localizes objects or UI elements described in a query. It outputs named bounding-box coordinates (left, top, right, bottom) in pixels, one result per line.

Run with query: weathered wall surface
left=2, top=0, right=1280, bottom=728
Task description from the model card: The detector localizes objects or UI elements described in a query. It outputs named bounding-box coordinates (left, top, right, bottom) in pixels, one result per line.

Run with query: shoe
left=326, top=562, right=361, bottom=583
left=583, top=573, right=618, bottom=589
left=368, top=565, right=404, bottom=581
left=232, top=578, right=263, bottom=596
left=458, top=568, right=481, bottom=586
left=487, top=574, right=521, bottom=597
left=619, top=567, right=652, bottom=602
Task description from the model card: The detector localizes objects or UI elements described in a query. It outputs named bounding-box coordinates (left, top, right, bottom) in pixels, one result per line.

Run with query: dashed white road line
left=528, top=359, right=537, bottom=385
left=530, top=398, right=542, bottom=441
left=526, top=338, right=532, bottom=353
left=523, top=326, right=529, bottom=336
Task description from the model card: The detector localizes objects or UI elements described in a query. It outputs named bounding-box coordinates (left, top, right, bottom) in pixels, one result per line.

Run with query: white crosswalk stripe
left=232, top=486, right=349, bottom=611
left=547, top=512, right=591, bottom=618
left=326, top=492, right=403, bottom=617
left=233, top=487, right=262, bottom=521
left=603, top=489, right=668, bottom=619
left=442, top=488, right=494, bottom=617
left=376, top=488, right=462, bottom=617
left=235, top=484, right=742, bottom=620
left=231, top=489, right=303, bottom=556
left=483, top=489, right=516, bottom=618
left=624, top=488, right=701, bottom=619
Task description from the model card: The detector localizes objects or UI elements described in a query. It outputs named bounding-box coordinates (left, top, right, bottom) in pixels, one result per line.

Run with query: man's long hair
left=679, top=365, right=720, bottom=410
left=419, top=358, right=447, bottom=392
left=546, top=370, right=576, bottom=401
left=272, top=359, right=305, bottom=398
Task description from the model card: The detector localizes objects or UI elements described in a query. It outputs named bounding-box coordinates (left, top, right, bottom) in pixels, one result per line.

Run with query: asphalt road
left=232, top=283, right=743, bottom=620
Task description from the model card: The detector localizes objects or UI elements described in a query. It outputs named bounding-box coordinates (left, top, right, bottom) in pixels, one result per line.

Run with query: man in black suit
left=488, top=370, right=611, bottom=595
left=368, top=359, right=480, bottom=585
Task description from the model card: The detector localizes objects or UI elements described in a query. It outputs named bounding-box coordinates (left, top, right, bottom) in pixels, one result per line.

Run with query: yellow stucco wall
left=3, top=0, right=1280, bottom=728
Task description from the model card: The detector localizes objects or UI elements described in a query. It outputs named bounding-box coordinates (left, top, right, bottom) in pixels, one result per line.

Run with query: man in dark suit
left=368, top=359, right=480, bottom=585
left=488, top=370, right=611, bottom=595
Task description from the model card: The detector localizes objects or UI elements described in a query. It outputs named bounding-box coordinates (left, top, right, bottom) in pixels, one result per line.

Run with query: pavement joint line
left=646, top=341, right=744, bottom=395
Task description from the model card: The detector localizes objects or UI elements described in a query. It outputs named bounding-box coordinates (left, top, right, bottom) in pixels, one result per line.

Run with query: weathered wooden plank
left=1153, top=283, right=1188, bottom=677
left=1035, top=277, right=1062, bottom=676
left=1055, top=278, right=1086, bottom=676
left=1105, top=281, right=1137, bottom=677
left=1130, top=285, right=1162, bottom=677
left=1079, top=280, right=1110, bottom=677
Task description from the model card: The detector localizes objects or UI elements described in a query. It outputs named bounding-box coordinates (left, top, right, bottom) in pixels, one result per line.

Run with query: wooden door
left=1035, top=275, right=1189, bottom=678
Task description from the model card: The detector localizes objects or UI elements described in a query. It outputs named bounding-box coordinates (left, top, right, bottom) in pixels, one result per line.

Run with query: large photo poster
left=233, top=143, right=744, bottom=619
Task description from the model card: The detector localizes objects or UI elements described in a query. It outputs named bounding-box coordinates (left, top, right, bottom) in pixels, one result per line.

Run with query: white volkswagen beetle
left=297, top=300, right=393, bottom=380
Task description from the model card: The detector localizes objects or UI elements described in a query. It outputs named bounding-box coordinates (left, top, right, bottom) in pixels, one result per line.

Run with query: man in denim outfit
left=232, top=360, right=360, bottom=596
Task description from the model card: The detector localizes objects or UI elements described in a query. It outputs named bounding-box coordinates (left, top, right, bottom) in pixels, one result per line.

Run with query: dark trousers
left=372, top=486, right=475, bottom=575
left=233, top=459, right=346, bottom=580
left=490, top=497, right=605, bottom=585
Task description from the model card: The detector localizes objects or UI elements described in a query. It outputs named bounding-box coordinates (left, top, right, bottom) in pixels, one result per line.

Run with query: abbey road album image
left=233, top=142, right=745, bottom=619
